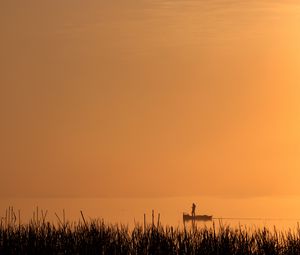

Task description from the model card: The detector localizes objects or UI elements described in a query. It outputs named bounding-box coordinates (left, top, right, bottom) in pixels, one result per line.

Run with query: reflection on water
left=96, top=0, right=300, bottom=53
left=1, top=196, right=300, bottom=231
left=2, top=0, right=300, bottom=203
left=2, top=0, right=300, bottom=233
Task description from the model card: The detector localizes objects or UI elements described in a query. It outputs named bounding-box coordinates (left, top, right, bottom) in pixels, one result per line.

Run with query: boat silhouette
left=183, top=213, right=213, bottom=222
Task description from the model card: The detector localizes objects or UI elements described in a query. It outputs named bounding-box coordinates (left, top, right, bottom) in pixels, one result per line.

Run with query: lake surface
left=2, top=0, right=300, bottom=200
left=2, top=0, right=300, bottom=233
left=2, top=196, right=300, bottom=231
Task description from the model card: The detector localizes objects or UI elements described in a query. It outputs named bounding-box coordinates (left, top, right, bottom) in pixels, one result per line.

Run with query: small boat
left=183, top=213, right=213, bottom=222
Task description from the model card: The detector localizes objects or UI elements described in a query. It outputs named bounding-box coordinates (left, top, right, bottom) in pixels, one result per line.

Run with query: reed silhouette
left=1, top=206, right=300, bottom=254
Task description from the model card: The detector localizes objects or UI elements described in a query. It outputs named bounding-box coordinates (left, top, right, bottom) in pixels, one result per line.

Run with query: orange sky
left=1, top=0, right=300, bottom=198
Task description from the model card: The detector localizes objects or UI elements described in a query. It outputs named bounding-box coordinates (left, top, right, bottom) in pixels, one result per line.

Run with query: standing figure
left=191, top=203, right=196, bottom=217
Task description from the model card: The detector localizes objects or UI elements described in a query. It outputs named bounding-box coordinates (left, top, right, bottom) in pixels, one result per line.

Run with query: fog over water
left=1, top=0, right=300, bottom=228
left=2, top=196, right=300, bottom=231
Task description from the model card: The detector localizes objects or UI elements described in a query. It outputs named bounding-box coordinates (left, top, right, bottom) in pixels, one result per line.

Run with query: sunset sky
left=1, top=0, right=300, bottom=198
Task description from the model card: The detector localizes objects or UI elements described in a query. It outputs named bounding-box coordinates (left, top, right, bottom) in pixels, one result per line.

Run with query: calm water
left=2, top=196, right=300, bottom=231
left=2, top=0, right=300, bottom=232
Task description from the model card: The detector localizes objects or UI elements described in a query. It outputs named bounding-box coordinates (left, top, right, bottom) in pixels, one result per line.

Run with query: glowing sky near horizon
left=1, top=0, right=300, bottom=198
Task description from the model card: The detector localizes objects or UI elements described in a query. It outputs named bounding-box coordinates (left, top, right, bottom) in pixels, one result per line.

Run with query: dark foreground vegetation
left=1, top=211, right=300, bottom=254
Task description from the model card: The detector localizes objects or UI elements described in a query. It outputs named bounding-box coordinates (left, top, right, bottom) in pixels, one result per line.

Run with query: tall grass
left=1, top=208, right=300, bottom=254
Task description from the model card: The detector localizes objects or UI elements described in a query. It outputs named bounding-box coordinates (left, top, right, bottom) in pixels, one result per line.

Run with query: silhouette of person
left=191, top=203, right=196, bottom=217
